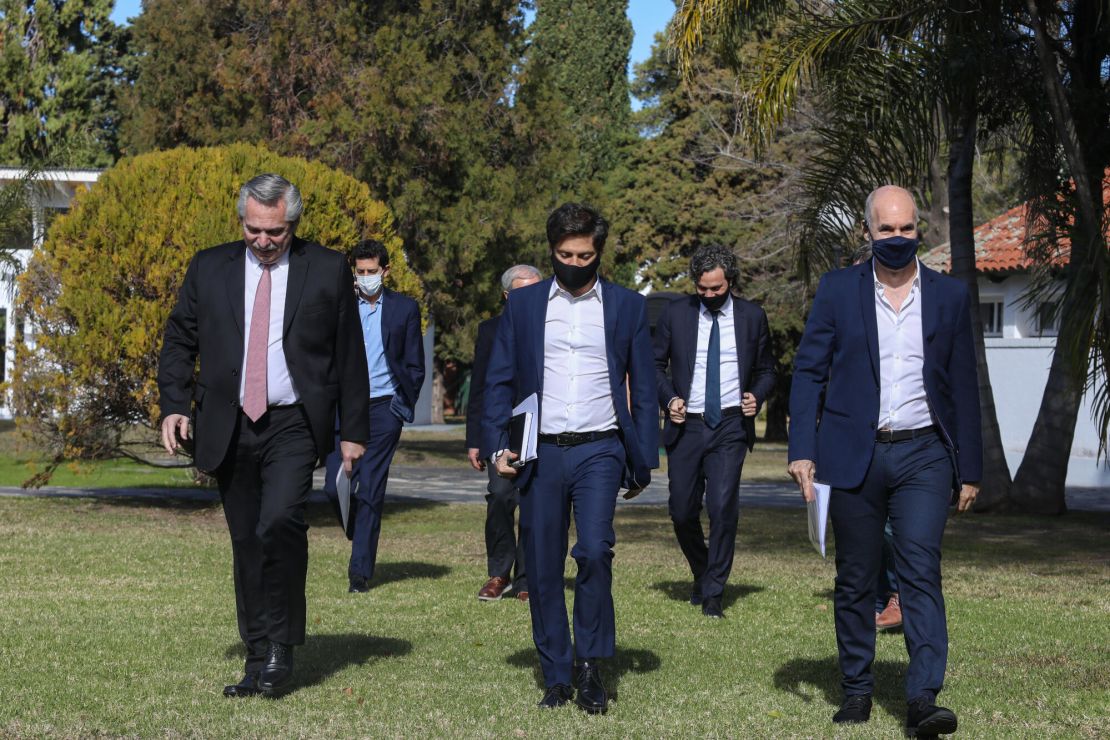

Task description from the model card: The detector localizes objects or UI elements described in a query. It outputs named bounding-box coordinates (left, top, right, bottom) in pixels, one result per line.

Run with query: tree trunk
left=945, top=103, right=1014, bottom=509
left=925, top=149, right=950, bottom=249
left=763, top=364, right=790, bottom=442
left=431, top=361, right=446, bottom=424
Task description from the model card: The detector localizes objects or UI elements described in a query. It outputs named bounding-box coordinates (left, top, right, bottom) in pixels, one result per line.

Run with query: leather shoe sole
left=223, top=673, right=262, bottom=698
left=907, top=708, right=957, bottom=737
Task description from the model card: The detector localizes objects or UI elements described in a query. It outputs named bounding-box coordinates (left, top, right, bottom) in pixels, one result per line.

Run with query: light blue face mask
left=356, top=274, right=383, bottom=296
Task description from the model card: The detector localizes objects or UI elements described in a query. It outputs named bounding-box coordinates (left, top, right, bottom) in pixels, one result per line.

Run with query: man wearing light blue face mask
left=324, top=239, right=425, bottom=593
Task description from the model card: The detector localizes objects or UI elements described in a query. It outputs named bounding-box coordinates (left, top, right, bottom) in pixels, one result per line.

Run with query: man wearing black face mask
left=653, top=245, right=776, bottom=619
left=481, top=202, right=658, bottom=714
left=788, top=185, right=981, bottom=737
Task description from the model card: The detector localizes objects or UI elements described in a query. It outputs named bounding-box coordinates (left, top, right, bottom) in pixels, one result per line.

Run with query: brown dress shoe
left=876, top=593, right=902, bottom=630
left=516, top=591, right=529, bottom=602
left=478, top=576, right=511, bottom=601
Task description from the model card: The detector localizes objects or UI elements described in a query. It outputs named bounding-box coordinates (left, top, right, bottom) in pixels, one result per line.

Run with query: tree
left=0, top=0, right=128, bottom=166
left=11, top=143, right=415, bottom=482
left=610, top=28, right=813, bottom=440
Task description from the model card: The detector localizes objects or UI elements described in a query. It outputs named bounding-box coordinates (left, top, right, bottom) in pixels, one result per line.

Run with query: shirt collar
left=549, top=277, right=603, bottom=304
left=245, top=247, right=290, bottom=270
left=873, top=258, right=921, bottom=294
left=699, top=293, right=733, bottom=318
left=358, top=288, right=385, bottom=307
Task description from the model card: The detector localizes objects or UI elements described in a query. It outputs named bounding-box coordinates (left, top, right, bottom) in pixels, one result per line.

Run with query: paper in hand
left=335, top=466, right=354, bottom=535
left=807, top=482, right=831, bottom=558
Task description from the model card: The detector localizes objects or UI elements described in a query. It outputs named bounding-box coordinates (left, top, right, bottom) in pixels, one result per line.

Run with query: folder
left=807, top=482, right=831, bottom=558
left=509, top=393, right=539, bottom=465
left=335, top=466, right=357, bottom=538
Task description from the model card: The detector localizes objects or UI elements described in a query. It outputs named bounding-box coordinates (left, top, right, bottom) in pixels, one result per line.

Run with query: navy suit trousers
left=325, top=396, right=403, bottom=580
left=830, top=433, right=953, bottom=702
left=520, top=436, right=625, bottom=687
left=665, top=414, right=748, bottom=601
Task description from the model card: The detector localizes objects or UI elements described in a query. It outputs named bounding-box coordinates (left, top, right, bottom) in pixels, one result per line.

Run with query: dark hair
left=546, top=202, right=608, bottom=252
left=350, top=239, right=390, bottom=268
left=690, top=245, right=739, bottom=286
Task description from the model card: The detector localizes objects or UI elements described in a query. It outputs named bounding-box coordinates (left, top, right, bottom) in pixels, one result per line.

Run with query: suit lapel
left=226, top=244, right=246, bottom=338
left=684, top=296, right=700, bottom=381
left=283, top=239, right=309, bottom=337
left=731, top=296, right=750, bottom=381
left=380, top=288, right=392, bottom=352
left=919, top=264, right=939, bottom=344
left=600, top=279, right=620, bottom=391
left=859, top=262, right=880, bottom=384
left=531, top=279, right=551, bottom=392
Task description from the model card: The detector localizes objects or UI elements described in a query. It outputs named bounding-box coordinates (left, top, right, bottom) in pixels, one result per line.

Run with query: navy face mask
left=870, top=235, right=919, bottom=270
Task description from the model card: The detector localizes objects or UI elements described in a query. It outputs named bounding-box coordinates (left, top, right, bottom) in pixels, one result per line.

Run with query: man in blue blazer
left=654, top=245, right=776, bottom=619
left=482, top=203, right=658, bottom=714
left=324, top=239, right=425, bottom=593
left=788, top=186, right=981, bottom=737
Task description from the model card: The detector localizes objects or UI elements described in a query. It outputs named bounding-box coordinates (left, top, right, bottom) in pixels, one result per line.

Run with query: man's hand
left=668, top=397, right=687, bottom=424
left=160, top=414, right=190, bottom=455
left=741, top=392, right=758, bottom=417
left=955, top=482, right=979, bottom=513
left=494, top=450, right=519, bottom=478
left=467, top=447, right=485, bottom=472
left=788, top=459, right=816, bottom=503
left=340, top=441, right=366, bottom=476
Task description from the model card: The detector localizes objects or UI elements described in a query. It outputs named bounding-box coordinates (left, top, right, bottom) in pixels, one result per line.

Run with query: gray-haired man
left=466, top=264, right=543, bottom=601
left=158, top=174, right=369, bottom=697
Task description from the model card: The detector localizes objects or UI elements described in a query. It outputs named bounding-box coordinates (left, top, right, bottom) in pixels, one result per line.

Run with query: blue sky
left=109, top=1, right=675, bottom=79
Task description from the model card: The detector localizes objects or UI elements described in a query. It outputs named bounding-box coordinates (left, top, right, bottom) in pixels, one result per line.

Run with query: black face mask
left=551, top=253, right=599, bottom=292
left=870, top=235, right=919, bottom=270
left=699, top=290, right=729, bottom=312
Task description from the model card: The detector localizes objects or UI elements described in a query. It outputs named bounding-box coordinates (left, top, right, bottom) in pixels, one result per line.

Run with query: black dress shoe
left=906, top=696, right=957, bottom=737
left=223, top=672, right=262, bottom=698
left=349, top=576, right=370, bottom=593
left=832, top=694, right=873, bottom=724
left=259, top=642, right=294, bottom=696
left=690, top=583, right=704, bottom=606
left=573, top=660, right=608, bottom=714
left=702, top=597, right=724, bottom=619
left=537, top=684, right=573, bottom=708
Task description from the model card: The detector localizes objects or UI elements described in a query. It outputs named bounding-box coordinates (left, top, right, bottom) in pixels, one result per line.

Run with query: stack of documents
left=807, top=482, right=831, bottom=558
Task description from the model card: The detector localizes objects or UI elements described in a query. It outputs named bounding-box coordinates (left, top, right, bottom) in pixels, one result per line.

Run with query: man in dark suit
left=466, top=264, right=542, bottom=603
left=788, top=185, right=981, bottom=736
left=324, top=239, right=425, bottom=593
left=158, top=174, right=369, bottom=697
left=482, top=203, right=658, bottom=714
left=654, top=245, right=776, bottom=619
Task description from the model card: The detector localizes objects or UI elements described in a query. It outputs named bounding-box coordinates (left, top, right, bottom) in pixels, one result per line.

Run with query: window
left=980, top=300, right=1003, bottom=337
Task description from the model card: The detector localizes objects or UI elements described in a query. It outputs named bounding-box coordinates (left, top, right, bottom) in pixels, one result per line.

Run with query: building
left=921, top=201, right=1109, bottom=487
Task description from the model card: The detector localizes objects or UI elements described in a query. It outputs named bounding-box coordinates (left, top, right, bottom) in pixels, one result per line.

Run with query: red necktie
left=243, top=264, right=272, bottom=422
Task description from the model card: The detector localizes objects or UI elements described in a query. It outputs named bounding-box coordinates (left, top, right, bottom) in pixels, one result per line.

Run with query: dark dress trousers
left=158, top=238, right=370, bottom=673
left=324, top=287, right=425, bottom=581
left=481, top=278, right=659, bottom=688
left=466, top=315, right=526, bottom=590
left=654, top=295, right=776, bottom=601
left=788, top=259, right=982, bottom=703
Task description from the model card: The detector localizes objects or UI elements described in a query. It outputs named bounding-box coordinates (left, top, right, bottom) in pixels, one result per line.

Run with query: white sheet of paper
left=335, top=467, right=353, bottom=533
left=511, top=393, right=539, bottom=464
left=807, top=482, right=831, bottom=557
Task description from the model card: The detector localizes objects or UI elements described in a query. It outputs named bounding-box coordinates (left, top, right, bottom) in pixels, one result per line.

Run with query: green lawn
left=0, top=497, right=1106, bottom=737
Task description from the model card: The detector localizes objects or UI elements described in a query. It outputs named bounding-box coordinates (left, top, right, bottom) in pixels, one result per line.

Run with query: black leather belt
left=538, top=429, right=618, bottom=447
left=876, top=425, right=936, bottom=443
left=685, top=407, right=744, bottom=421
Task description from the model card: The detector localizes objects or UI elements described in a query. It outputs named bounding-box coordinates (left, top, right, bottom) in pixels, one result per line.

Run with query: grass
left=0, top=496, right=1107, bottom=737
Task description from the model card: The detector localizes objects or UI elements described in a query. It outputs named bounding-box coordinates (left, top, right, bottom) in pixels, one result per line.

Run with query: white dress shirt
left=875, top=260, right=932, bottom=430
left=240, top=248, right=299, bottom=407
left=540, top=280, right=617, bottom=434
left=687, top=294, right=741, bottom=413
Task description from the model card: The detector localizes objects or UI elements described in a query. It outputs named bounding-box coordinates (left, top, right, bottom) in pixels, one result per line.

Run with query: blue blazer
left=375, top=287, right=425, bottom=423
left=480, top=277, right=660, bottom=490
left=654, top=294, right=777, bottom=450
left=788, top=260, right=982, bottom=490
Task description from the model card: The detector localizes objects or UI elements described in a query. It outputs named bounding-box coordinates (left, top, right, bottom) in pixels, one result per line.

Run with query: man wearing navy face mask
left=324, top=239, right=424, bottom=594
left=788, top=186, right=981, bottom=737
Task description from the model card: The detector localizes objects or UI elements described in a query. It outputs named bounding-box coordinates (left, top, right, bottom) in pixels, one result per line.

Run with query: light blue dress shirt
left=359, top=293, right=398, bottom=398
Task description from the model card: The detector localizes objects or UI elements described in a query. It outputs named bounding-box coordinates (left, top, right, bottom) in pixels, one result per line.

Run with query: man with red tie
left=158, top=174, right=369, bottom=698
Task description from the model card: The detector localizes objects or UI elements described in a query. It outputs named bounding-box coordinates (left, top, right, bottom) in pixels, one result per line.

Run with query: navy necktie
left=705, top=310, right=721, bottom=428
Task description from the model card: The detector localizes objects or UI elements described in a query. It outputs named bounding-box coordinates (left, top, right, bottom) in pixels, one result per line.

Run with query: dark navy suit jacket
left=372, top=287, right=425, bottom=423
left=654, top=295, right=777, bottom=450
left=788, top=260, right=982, bottom=490
left=465, top=315, right=499, bottom=449
left=480, top=277, right=659, bottom=490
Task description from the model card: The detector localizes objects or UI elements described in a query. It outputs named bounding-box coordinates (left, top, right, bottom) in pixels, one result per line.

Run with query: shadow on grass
left=223, top=633, right=412, bottom=694
left=308, top=496, right=447, bottom=530
left=774, top=656, right=905, bottom=720
left=371, top=560, right=451, bottom=587
left=651, top=580, right=765, bottom=609
left=506, top=646, right=662, bottom=700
